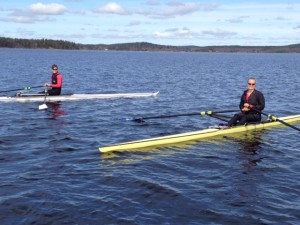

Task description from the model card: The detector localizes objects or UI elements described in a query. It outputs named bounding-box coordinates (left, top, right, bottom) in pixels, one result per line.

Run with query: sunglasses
left=52, top=68, right=58, bottom=70
left=248, top=83, right=256, bottom=86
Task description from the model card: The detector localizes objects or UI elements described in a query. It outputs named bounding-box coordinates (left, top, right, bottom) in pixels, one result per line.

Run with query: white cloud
left=29, top=3, right=67, bottom=15
left=154, top=31, right=173, bottom=38
left=0, top=15, right=50, bottom=24
left=154, top=27, right=198, bottom=39
left=93, top=3, right=129, bottom=15
left=0, top=3, right=66, bottom=24
left=163, top=3, right=200, bottom=16
left=227, top=16, right=248, bottom=23
left=274, top=16, right=288, bottom=21
left=127, top=20, right=141, bottom=26
left=0, top=16, right=32, bottom=24
left=146, top=1, right=160, bottom=6
left=138, top=2, right=200, bottom=19
left=1, top=1, right=299, bottom=45
left=202, top=29, right=237, bottom=38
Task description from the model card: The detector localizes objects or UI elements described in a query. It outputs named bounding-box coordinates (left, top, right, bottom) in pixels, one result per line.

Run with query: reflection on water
left=233, top=130, right=265, bottom=171
left=225, top=131, right=266, bottom=212
left=46, top=102, right=67, bottom=119
left=238, top=133, right=263, bottom=153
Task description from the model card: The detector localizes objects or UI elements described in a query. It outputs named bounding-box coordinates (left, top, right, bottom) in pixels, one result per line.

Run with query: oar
left=132, top=110, right=239, bottom=123
left=209, top=114, right=230, bottom=123
left=39, top=89, right=48, bottom=110
left=0, top=85, right=42, bottom=94
left=252, top=108, right=300, bottom=131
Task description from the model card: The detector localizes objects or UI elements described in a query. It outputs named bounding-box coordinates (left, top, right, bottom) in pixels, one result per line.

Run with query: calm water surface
left=0, top=49, right=300, bottom=224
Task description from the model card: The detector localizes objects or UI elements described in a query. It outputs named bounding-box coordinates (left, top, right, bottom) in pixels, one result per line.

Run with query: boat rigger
left=99, top=114, right=300, bottom=153
left=0, top=91, right=159, bottom=103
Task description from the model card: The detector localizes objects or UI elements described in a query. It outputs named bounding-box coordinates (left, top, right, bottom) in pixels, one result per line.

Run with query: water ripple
left=1, top=49, right=300, bottom=224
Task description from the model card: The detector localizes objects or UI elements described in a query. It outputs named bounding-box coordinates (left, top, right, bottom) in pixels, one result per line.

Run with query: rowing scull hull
left=0, top=91, right=159, bottom=102
left=99, top=114, right=300, bottom=153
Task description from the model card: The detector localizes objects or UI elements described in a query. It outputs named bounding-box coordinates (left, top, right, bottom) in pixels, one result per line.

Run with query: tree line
left=1, top=37, right=300, bottom=53
left=0, top=37, right=79, bottom=49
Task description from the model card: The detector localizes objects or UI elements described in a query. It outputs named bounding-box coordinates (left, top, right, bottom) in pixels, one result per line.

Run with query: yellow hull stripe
left=99, top=114, right=300, bottom=153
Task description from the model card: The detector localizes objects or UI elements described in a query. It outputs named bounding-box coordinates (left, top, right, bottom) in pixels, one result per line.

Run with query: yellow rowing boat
left=99, top=114, right=300, bottom=153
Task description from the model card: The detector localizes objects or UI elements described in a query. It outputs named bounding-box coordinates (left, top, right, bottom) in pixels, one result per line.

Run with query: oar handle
left=25, top=85, right=42, bottom=90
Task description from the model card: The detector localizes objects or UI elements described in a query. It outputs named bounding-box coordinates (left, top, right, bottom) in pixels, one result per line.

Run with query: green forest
left=1, top=37, right=300, bottom=53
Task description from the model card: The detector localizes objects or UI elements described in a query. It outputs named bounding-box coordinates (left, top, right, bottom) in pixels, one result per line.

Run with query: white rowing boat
left=0, top=91, right=159, bottom=102
left=99, top=114, right=300, bottom=153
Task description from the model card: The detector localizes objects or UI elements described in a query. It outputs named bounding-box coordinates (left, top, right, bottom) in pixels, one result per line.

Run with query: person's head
left=52, top=64, right=58, bottom=73
left=247, top=77, right=256, bottom=90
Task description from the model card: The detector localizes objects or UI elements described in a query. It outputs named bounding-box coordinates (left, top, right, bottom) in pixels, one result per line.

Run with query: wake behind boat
left=0, top=91, right=159, bottom=103
left=99, top=114, right=300, bottom=153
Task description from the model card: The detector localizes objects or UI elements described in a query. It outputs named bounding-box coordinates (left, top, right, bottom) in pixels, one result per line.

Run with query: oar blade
left=39, top=89, right=48, bottom=110
left=39, top=103, right=48, bottom=110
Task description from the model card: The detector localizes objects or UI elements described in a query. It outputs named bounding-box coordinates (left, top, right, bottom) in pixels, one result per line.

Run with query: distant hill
left=1, top=37, right=300, bottom=53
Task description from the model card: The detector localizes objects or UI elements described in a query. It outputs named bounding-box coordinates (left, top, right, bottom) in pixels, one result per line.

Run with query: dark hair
left=52, top=64, right=58, bottom=69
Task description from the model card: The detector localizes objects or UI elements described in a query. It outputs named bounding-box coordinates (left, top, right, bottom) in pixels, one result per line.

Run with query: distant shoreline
left=1, top=37, right=299, bottom=53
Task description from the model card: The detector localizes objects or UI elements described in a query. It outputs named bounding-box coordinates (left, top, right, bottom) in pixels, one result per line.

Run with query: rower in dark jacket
left=228, top=77, right=265, bottom=126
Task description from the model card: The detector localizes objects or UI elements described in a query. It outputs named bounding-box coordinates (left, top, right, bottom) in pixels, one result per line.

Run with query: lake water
left=1, top=48, right=300, bottom=224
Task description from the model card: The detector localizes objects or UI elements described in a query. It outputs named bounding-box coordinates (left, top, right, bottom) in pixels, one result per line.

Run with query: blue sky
left=0, top=0, right=299, bottom=46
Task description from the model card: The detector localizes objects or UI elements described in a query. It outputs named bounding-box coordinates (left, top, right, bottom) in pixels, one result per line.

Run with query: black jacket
left=239, top=89, right=265, bottom=114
